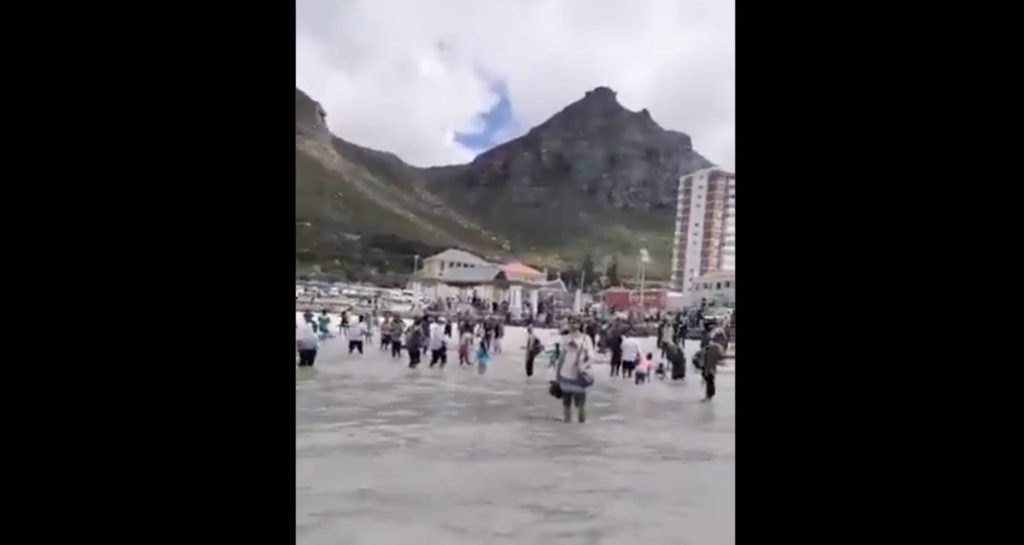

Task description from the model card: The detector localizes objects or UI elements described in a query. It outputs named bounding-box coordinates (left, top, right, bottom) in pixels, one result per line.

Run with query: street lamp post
left=638, top=248, right=649, bottom=313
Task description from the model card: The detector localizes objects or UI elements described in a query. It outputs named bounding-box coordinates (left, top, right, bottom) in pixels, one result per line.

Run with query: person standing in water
left=711, top=322, right=730, bottom=355
left=406, top=320, right=424, bottom=368
left=555, top=326, right=593, bottom=423
left=700, top=321, right=714, bottom=349
left=379, top=313, right=392, bottom=351
left=296, top=320, right=319, bottom=367
left=317, top=310, right=332, bottom=340
left=524, top=325, right=542, bottom=377
left=339, top=310, right=349, bottom=338
left=659, top=320, right=673, bottom=359
left=493, top=320, right=504, bottom=354
left=635, top=352, right=653, bottom=384
left=607, top=321, right=623, bottom=377
left=482, top=318, right=495, bottom=352
left=429, top=320, right=447, bottom=368
left=665, top=340, right=687, bottom=381
left=458, top=322, right=473, bottom=366
left=420, top=317, right=431, bottom=359
left=390, top=317, right=404, bottom=359
left=348, top=316, right=366, bottom=354
left=621, top=336, right=641, bottom=379
left=476, top=337, right=490, bottom=374
left=700, top=337, right=729, bottom=401
left=584, top=319, right=597, bottom=351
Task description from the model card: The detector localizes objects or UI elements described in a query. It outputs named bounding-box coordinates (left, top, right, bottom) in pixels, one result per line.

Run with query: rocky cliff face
left=296, top=86, right=716, bottom=278
left=439, top=86, right=711, bottom=210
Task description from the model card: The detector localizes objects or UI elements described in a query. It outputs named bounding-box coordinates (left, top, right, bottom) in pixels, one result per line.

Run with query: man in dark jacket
left=701, top=339, right=732, bottom=401
left=407, top=321, right=425, bottom=368
left=584, top=320, right=598, bottom=351
left=606, top=322, right=623, bottom=376
left=419, top=317, right=431, bottom=358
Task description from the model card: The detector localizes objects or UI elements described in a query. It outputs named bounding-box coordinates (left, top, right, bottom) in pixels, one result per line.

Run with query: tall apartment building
left=669, top=167, right=736, bottom=294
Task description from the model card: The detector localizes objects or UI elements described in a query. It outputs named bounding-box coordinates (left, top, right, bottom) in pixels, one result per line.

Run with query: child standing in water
left=546, top=342, right=561, bottom=369
left=476, top=338, right=490, bottom=374
left=317, top=310, right=331, bottom=341
left=635, top=352, right=653, bottom=384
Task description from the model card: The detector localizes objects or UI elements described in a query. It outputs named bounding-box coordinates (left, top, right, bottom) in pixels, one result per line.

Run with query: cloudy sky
left=296, top=0, right=734, bottom=169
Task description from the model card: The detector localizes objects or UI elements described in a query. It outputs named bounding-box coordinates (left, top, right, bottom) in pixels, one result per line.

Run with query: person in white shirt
left=348, top=316, right=367, bottom=354
left=621, top=337, right=641, bottom=379
left=296, top=322, right=319, bottom=367
left=428, top=321, right=447, bottom=367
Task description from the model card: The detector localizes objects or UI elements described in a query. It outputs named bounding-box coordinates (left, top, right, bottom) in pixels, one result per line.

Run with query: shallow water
left=296, top=328, right=735, bottom=545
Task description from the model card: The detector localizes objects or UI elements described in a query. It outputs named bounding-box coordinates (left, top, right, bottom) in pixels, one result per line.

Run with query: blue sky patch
left=454, top=79, right=514, bottom=152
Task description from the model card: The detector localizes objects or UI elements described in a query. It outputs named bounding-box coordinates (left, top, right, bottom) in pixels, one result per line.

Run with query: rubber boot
left=577, top=406, right=586, bottom=424
left=563, top=405, right=572, bottom=423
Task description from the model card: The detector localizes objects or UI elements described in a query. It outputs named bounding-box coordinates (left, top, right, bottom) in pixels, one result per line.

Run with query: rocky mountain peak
left=463, top=84, right=711, bottom=210
left=295, top=88, right=330, bottom=141
left=582, top=85, right=619, bottom=105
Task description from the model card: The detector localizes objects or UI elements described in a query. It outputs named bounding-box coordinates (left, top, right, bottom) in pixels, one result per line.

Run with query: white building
left=687, top=270, right=735, bottom=307
left=408, top=249, right=556, bottom=317
left=670, top=167, right=736, bottom=293
left=419, top=248, right=492, bottom=278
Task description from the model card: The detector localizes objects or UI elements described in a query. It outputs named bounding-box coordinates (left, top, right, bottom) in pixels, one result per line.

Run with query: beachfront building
left=410, top=264, right=510, bottom=303
left=408, top=249, right=560, bottom=318
left=670, top=167, right=736, bottom=294
left=687, top=270, right=735, bottom=307
left=410, top=249, right=499, bottom=302
left=419, top=248, right=493, bottom=278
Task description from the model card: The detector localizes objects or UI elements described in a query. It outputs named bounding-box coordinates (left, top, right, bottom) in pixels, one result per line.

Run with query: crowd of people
left=296, top=305, right=734, bottom=422
left=296, top=309, right=510, bottom=372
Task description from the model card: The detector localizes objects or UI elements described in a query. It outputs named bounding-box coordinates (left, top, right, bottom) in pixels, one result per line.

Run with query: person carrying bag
left=554, top=328, right=593, bottom=423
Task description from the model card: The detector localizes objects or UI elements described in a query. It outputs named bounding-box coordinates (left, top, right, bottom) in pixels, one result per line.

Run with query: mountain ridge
left=295, top=86, right=714, bottom=281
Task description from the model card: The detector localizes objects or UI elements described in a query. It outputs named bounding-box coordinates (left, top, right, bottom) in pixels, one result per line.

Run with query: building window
left=716, top=282, right=722, bottom=290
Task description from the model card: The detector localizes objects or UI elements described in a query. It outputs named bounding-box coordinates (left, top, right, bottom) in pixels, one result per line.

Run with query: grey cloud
left=297, top=0, right=734, bottom=170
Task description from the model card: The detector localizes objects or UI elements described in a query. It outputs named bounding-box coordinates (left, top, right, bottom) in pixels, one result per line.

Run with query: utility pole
left=638, top=248, right=649, bottom=313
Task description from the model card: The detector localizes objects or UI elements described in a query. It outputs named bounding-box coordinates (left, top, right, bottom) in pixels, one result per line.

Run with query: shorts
left=562, top=391, right=586, bottom=408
